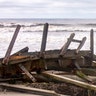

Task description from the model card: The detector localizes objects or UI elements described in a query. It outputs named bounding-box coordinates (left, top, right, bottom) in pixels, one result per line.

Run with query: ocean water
left=0, top=19, right=96, bottom=57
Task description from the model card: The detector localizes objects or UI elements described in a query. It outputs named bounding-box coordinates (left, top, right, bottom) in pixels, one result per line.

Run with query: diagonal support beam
left=76, top=37, right=86, bottom=54
left=3, top=25, right=21, bottom=64
left=60, top=33, right=75, bottom=56
left=18, top=64, right=36, bottom=82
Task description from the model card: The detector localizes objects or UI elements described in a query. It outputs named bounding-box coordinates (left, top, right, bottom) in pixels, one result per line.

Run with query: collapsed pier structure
left=0, top=23, right=96, bottom=96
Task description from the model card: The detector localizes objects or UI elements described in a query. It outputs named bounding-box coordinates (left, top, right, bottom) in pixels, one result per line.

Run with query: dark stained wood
left=72, top=39, right=81, bottom=43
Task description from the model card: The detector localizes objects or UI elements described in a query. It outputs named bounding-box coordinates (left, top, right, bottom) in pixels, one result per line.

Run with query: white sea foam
left=0, top=23, right=96, bottom=33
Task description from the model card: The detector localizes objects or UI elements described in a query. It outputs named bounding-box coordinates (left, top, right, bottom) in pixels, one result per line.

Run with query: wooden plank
left=18, top=64, right=36, bottom=82
left=0, top=47, right=29, bottom=66
left=59, top=33, right=75, bottom=66
left=42, top=71, right=96, bottom=91
left=76, top=70, right=93, bottom=82
left=75, top=37, right=86, bottom=54
left=7, top=56, right=30, bottom=65
left=60, top=75, right=96, bottom=82
left=72, top=39, right=81, bottom=43
left=12, top=47, right=29, bottom=56
left=9, top=55, right=30, bottom=62
left=0, top=50, right=91, bottom=66
left=60, top=33, right=75, bottom=56
left=81, top=68, right=96, bottom=76
left=0, top=83, right=61, bottom=96
left=3, top=25, right=21, bottom=64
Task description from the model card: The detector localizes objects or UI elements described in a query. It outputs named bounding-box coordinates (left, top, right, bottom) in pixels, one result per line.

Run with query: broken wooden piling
left=2, top=25, right=21, bottom=64
left=90, top=29, right=94, bottom=65
left=40, top=23, right=49, bottom=53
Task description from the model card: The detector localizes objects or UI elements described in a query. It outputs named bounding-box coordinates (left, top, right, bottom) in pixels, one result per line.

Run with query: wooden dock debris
left=2, top=25, right=21, bottom=64
left=0, top=23, right=96, bottom=95
left=18, top=64, right=36, bottom=82
left=60, top=33, right=75, bottom=56
left=40, top=23, right=49, bottom=53
left=0, top=83, right=62, bottom=96
left=40, top=23, right=49, bottom=70
left=12, top=46, right=29, bottom=56
left=42, top=71, right=96, bottom=91
left=75, top=37, right=86, bottom=54
left=76, top=70, right=93, bottom=83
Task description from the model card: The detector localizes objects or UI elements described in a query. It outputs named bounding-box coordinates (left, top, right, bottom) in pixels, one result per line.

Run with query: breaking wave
left=0, top=23, right=96, bottom=32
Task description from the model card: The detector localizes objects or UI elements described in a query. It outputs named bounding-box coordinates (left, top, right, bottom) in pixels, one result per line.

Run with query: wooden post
left=40, top=23, right=49, bottom=70
left=3, top=25, right=21, bottom=64
left=40, top=23, right=49, bottom=53
left=90, top=29, right=94, bottom=64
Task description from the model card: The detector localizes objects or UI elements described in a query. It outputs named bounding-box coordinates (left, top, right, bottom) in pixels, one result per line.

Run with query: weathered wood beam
left=0, top=50, right=91, bottom=67
left=61, top=75, right=96, bottom=82
left=72, top=39, right=81, bottom=43
left=60, top=33, right=75, bottom=56
left=0, top=83, right=61, bottom=96
left=0, top=47, right=29, bottom=66
left=18, top=64, right=36, bottom=82
left=3, top=25, right=21, bottom=64
left=81, top=68, right=96, bottom=76
left=42, top=71, right=96, bottom=91
left=75, top=37, right=86, bottom=54
left=76, top=70, right=93, bottom=82
left=12, top=46, right=29, bottom=56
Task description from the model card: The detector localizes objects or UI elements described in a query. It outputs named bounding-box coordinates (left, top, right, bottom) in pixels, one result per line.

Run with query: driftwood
left=31, top=71, right=96, bottom=83
left=42, top=71, right=96, bottom=91
left=0, top=83, right=61, bottom=96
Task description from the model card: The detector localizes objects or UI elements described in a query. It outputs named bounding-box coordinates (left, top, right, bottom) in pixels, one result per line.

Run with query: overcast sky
left=0, top=0, right=96, bottom=18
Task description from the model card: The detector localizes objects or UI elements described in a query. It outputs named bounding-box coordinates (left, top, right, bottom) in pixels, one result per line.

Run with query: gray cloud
left=0, top=0, right=96, bottom=18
